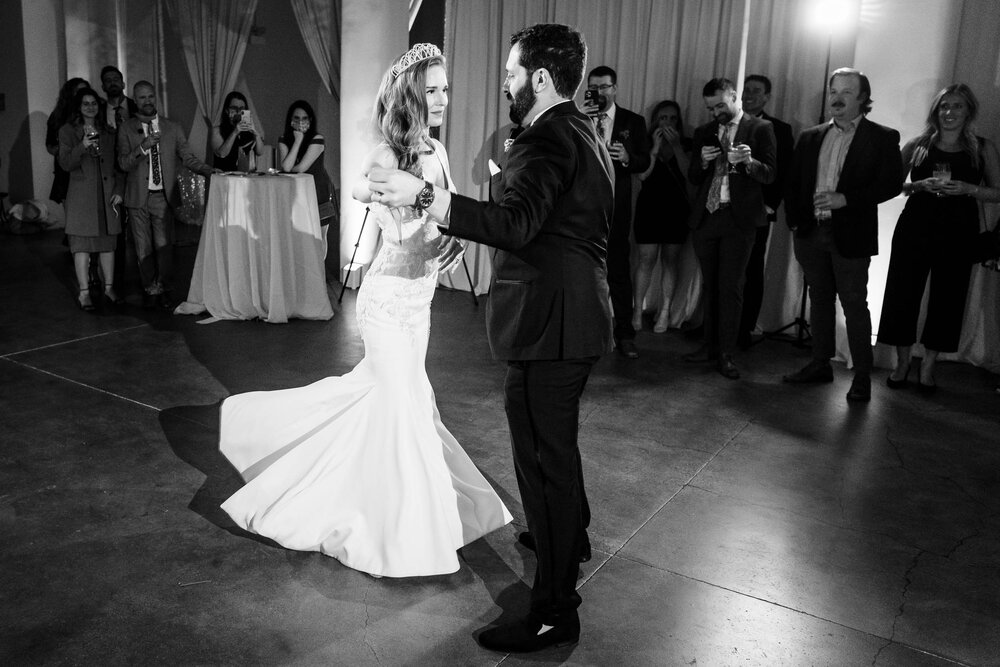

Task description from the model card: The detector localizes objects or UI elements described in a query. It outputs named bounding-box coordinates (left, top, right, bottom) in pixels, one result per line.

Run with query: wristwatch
left=413, top=180, right=435, bottom=212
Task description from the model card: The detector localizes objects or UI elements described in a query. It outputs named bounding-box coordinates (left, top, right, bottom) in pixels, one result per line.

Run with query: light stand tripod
left=764, top=278, right=811, bottom=347
left=338, top=206, right=479, bottom=307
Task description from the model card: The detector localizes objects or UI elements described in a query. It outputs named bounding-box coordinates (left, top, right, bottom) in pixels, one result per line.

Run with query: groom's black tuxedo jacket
left=447, top=100, right=615, bottom=361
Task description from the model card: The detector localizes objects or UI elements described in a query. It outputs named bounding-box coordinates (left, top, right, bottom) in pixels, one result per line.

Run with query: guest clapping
left=878, top=83, right=1000, bottom=392
left=57, top=88, right=124, bottom=310
left=278, top=100, right=335, bottom=226
left=632, top=101, right=691, bottom=333
left=212, top=91, right=262, bottom=172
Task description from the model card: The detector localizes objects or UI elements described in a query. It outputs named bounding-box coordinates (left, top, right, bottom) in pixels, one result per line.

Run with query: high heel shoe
left=77, top=289, right=95, bottom=312
left=886, top=363, right=911, bottom=389
left=653, top=310, right=670, bottom=334
left=103, top=284, right=123, bottom=305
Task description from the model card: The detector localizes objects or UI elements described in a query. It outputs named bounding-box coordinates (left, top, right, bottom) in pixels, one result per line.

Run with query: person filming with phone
left=582, top=66, right=650, bottom=359
left=684, top=77, right=776, bottom=380
left=212, top=91, right=263, bottom=172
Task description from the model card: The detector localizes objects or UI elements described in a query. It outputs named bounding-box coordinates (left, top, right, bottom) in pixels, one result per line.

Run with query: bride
left=219, top=43, right=512, bottom=578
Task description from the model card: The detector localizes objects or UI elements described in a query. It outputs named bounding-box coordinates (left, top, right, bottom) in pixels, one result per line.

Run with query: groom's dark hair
left=510, top=24, right=587, bottom=99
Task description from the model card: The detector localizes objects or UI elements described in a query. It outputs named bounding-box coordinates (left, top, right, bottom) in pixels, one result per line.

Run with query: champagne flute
left=932, top=162, right=951, bottom=197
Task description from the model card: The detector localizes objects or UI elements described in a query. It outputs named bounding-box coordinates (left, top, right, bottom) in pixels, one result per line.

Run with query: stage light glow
left=808, top=0, right=855, bottom=34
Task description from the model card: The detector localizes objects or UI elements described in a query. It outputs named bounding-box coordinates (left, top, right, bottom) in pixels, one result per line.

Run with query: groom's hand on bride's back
left=367, top=167, right=422, bottom=207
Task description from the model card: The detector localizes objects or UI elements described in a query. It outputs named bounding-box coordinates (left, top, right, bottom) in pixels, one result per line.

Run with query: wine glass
left=726, top=145, right=742, bottom=174
left=932, top=162, right=951, bottom=197
left=84, top=127, right=100, bottom=156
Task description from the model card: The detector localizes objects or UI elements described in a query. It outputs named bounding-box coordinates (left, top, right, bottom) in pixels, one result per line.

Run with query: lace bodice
left=355, top=141, right=455, bottom=340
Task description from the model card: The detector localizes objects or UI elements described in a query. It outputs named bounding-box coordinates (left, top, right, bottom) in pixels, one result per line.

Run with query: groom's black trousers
left=504, top=356, right=597, bottom=622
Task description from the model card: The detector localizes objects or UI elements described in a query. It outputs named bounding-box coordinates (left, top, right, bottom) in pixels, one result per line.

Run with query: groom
left=369, top=23, right=613, bottom=652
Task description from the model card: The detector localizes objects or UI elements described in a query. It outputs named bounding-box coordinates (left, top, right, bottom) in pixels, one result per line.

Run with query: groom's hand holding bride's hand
left=367, top=167, right=422, bottom=208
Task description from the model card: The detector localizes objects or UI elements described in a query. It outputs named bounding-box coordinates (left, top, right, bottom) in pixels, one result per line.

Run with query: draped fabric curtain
left=163, top=0, right=258, bottom=128
left=290, top=0, right=341, bottom=102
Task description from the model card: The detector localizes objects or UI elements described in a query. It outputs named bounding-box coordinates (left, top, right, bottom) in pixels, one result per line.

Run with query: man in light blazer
left=686, top=77, right=776, bottom=379
left=783, top=67, right=902, bottom=402
left=117, top=80, right=214, bottom=308
left=368, top=23, right=613, bottom=653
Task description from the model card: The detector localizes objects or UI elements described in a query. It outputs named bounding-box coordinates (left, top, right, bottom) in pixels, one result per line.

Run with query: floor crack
left=872, top=548, right=923, bottom=665
left=362, top=580, right=380, bottom=664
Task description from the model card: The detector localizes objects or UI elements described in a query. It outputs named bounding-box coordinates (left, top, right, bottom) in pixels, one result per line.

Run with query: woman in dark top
left=878, top=84, right=1000, bottom=392
left=46, top=77, right=90, bottom=203
left=211, top=91, right=262, bottom=172
left=632, top=100, right=692, bottom=333
left=278, top=100, right=334, bottom=227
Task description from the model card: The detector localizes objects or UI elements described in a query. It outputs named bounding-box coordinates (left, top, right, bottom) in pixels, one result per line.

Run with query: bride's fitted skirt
left=220, top=277, right=511, bottom=577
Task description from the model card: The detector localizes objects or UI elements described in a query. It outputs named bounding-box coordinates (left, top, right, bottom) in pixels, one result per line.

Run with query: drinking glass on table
left=932, top=162, right=951, bottom=196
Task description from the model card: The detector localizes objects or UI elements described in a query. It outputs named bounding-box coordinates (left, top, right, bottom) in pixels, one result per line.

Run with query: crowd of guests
left=585, top=65, right=999, bottom=399
left=38, top=59, right=1000, bottom=396
left=43, top=66, right=334, bottom=310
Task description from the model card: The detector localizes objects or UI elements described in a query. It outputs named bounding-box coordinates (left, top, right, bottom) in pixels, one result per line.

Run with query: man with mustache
left=118, top=81, right=216, bottom=309
left=783, top=67, right=902, bottom=402
left=368, top=23, right=613, bottom=652
left=685, top=77, right=776, bottom=379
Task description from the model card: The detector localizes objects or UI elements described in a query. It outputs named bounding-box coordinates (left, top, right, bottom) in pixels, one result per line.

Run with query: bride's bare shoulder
left=361, top=143, right=398, bottom=174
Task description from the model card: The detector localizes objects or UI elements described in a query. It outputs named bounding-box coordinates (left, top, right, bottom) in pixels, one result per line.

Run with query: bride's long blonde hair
left=374, top=47, right=446, bottom=177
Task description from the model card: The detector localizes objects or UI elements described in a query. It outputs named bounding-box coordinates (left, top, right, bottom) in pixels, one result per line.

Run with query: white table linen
left=179, top=173, right=334, bottom=323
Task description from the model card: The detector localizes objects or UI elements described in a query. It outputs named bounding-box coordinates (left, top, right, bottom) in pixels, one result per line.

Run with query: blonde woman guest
left=878, top=84, right=1000, bottom=393
left=632, top=100, right=692, bottom=332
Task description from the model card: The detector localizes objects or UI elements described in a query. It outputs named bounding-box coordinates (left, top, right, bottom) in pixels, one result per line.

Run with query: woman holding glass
left=58, top=87, right=124, bottom=311
left=878, top=83, right=1000, bottom=392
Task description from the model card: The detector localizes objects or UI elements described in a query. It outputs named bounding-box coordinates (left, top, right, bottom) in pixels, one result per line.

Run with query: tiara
left=391, top=43, right=442, bottom=78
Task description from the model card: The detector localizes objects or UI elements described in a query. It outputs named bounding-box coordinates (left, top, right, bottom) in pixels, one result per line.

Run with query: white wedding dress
left=219, top=141, right=512, bottom=577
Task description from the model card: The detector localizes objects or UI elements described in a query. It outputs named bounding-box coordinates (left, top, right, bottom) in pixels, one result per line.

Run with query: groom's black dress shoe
left=478, top=612, right=580, bottom=653
left=517, top=531, right=592, bottom=563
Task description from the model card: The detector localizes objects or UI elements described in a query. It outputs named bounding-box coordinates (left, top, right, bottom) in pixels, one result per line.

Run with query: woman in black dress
left=878, top=84, right=1000, bottom=392
left=632, top=100, right=691, bottom=333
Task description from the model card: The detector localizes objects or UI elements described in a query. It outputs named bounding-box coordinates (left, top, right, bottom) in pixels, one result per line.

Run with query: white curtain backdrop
left=291, top=0, right=341, bottom=102
left=163, top=0, right=258, bottom=135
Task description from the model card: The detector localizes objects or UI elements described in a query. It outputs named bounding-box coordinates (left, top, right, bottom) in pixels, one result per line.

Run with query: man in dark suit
left=583, top=65, right=650, bottom=359
left=738, top=74, right=795, bottom=348
left=368, top=23, right=612, bottom=653
left=118, top=81, right=215, bottom=308
left=783, top=67, right=902, bottom=402
left=100, top=66, right=136, bottom=131
left=685, top=77, right=776, bottom=379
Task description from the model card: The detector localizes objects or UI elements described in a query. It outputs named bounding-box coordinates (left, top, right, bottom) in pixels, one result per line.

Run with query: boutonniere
left=503, top=138, right=515, bottom=153
left=618, top=129, right=631, bottom=142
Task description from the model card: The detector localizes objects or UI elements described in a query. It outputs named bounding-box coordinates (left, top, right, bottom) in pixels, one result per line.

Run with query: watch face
left=416, top=182, right=435, bottom=210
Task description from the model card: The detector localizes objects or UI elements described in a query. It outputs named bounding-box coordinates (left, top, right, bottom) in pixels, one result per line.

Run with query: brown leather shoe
left=718, top=354, right=740, bottom=379
left=846, top=374, right=871, bottom=402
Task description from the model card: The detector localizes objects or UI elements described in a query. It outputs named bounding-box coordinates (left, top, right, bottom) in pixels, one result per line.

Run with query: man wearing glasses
left=583, top=66, right=650, bottom=359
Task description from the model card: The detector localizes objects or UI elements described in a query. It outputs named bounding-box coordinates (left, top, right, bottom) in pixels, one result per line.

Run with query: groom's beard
left=507, top=84, right=536, bottom=126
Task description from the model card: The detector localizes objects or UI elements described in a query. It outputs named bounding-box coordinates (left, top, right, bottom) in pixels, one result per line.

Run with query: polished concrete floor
left=2, top=228, right=999, bottom=666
